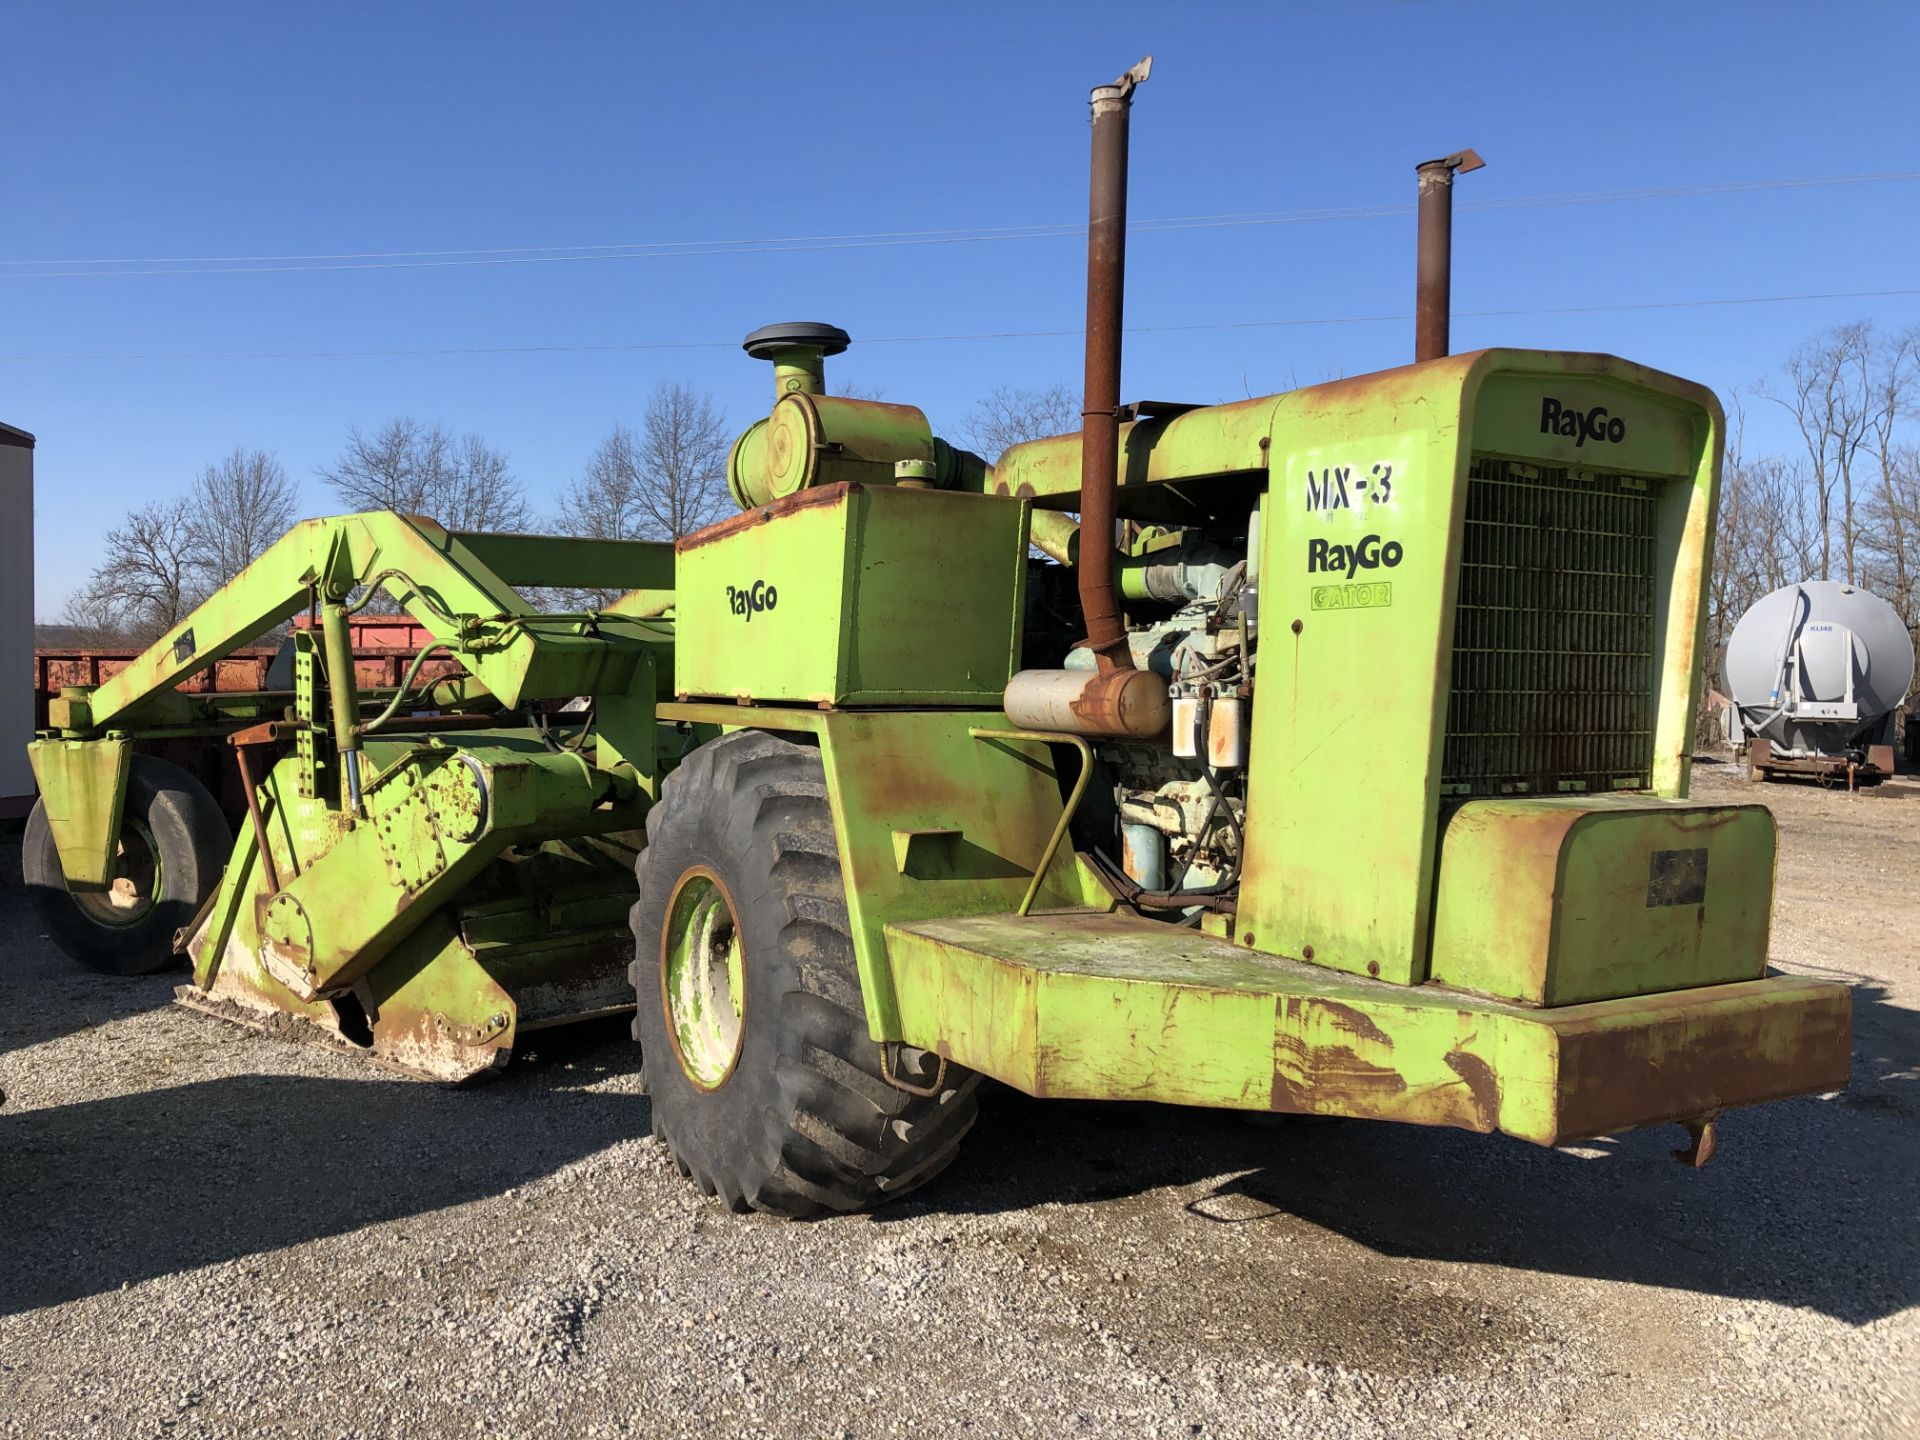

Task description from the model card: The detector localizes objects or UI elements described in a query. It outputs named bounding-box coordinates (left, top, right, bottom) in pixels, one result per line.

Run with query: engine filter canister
left=1171, top=695, right=1200, bottom=758
left=1208, top=696, right=1249, bottom=769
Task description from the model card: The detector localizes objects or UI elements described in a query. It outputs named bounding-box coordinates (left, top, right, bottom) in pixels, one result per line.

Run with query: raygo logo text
left=1540, top=396, right=1627, bottom=447
left=1306, top=534, right=1404, bottom=576
left=726, top=579, right=779, bottom=621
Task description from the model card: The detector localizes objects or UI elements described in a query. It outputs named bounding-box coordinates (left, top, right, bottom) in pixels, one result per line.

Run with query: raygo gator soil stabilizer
left=26, top=57, right=1849, bottom=1214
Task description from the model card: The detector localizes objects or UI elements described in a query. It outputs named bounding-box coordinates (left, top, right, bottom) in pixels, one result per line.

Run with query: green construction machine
left=25, top=61, right=1850, bottom=1213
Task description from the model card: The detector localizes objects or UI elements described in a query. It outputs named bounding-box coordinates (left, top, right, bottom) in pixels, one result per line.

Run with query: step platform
left=882, top=910, right=1851, bottom=1146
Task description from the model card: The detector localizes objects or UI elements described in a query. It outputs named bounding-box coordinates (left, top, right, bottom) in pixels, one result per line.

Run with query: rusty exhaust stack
left=1077, top=56, right=1151, bottom=672
left=1414, top=149, right=1483, bottom=363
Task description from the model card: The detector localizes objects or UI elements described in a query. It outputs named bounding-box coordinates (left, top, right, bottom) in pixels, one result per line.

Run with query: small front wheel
left=24, top=753, right=231, bottom=975
left=630, top=730, right=978, bottom=1216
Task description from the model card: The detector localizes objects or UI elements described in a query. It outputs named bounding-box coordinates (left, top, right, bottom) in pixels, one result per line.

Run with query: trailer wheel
left=23, top=754, right=231, bottom=976
left=629, top=730, right=978, bottom=1216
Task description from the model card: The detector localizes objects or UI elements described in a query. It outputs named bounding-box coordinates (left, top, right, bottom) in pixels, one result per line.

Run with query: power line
left=1, top=170, right=1914, bottom=280
left=5, top=286, right=1916, bottom=363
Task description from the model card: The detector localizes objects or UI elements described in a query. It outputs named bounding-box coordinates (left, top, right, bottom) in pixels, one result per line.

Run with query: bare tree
left=1864, top=441, right=1920, bottom=632
left=320, top=418, right=529, bottom=532
left=559, top=385, right=730, bottom=541
left=1746, top=458, right=1825, bottom=594
left=959, top=383, right=1079, bottom=462
left=59, top=586, right=128, bottom=647
left=1706, top=391, right=1758, bottom=675
left=67, top=498, right=202, bottom=645
left=553, top=385, right=731, bottom=606
left=1703, top=414, right=1826, bottom=742
left=550, top=426, right=650, bottom=611
left=1861, top=328, right=1920, bottom=634
left=1708, top=393, right=1837, bottom=635
left=557, top=426, right=644, bottom=543
left=439, top=432, right=529, bottom=532
left=188, top=447, right=298, bottom=587
left=635, top=382, right=731, bottom=538
left=1771, top=323, right=1874, bottom=583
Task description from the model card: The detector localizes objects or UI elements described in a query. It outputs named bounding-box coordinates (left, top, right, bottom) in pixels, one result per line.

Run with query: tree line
left=63, top=381, right=1076, bottom=645
left=71, top=323, right=1914, bottom=668
left=62, top=383, right=742, bottom=643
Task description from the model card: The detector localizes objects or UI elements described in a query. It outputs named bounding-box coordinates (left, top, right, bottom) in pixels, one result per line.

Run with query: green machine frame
left=28, top=349, right=1851, bottom=1155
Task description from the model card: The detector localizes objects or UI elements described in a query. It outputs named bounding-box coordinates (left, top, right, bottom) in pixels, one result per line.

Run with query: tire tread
left=631, top=731, right=976, bottom=1216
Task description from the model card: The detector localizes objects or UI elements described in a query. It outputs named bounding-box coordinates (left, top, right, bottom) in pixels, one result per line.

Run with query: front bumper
left=1503, top=973, right=1851, bottom=1143
left=883, top=912, right=1852, bottom=1145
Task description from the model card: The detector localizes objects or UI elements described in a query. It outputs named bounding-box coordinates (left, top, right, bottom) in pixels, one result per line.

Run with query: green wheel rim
left=71, top=817, right=164, bottom=929
left=660, top=868, right=747, bottom=1090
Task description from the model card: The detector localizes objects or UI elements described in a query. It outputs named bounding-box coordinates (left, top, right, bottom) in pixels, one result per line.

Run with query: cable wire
left=1, top=170, right=1913, bottom=280
left=5, top=286, right=1916, bottom=363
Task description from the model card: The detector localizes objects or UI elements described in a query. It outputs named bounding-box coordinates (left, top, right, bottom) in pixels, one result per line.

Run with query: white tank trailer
left=1724, top=579, right=1914, bottom=784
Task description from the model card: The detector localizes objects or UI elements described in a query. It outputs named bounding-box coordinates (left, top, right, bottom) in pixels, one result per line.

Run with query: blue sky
left=6, top=1, right=1918, bottom=617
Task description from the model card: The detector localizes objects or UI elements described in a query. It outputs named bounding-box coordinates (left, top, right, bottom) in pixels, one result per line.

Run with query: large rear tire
left=629, top=730, right=978, bottom=1216
left=24, top=753, right=231, bottom=975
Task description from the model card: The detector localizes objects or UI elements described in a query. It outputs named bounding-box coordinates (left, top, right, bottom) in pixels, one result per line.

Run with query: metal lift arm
left=74, top=512, right=674, bottom=732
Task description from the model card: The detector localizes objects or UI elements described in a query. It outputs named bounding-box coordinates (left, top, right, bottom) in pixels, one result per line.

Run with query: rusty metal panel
left=183, top=909, right=519, bottom=1084
left=656, top=701, right=1104, bottom=1039
left=1428, top=796, right=1777, bottom=1006
left=211, top=656, right=275, bottom=691
left=181, top=736, right=646, bottom=1082
left=1237, top=350, right=1725, bottom=992
left=37, top=629, right=461, bottom=735
left=1546, top=975, right=1851, bottom=1143
left=293, top=613, right=441, bottom=651
left=673, top=483, right=1027, bottom=706
left=886, top=910, right=1501, bottom=1124
left=882, top=910, right=1850, bottom=1145
left=1236, top=358, right=1474, bottom=987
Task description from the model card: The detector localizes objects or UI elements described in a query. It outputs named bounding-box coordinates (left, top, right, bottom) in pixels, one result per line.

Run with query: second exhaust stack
left=1414, top=149, right=1483, bottom=362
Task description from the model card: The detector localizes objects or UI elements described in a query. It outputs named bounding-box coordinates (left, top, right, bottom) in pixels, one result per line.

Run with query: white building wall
left=0, top=423, right=35, bottom=811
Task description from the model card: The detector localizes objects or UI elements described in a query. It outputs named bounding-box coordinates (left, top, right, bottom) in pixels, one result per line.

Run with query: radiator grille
left=1442, top=456, right=1658, bottom=796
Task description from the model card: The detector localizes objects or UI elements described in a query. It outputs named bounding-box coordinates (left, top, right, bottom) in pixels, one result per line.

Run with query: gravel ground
left=2, top=756, right=1915, bottom=1439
